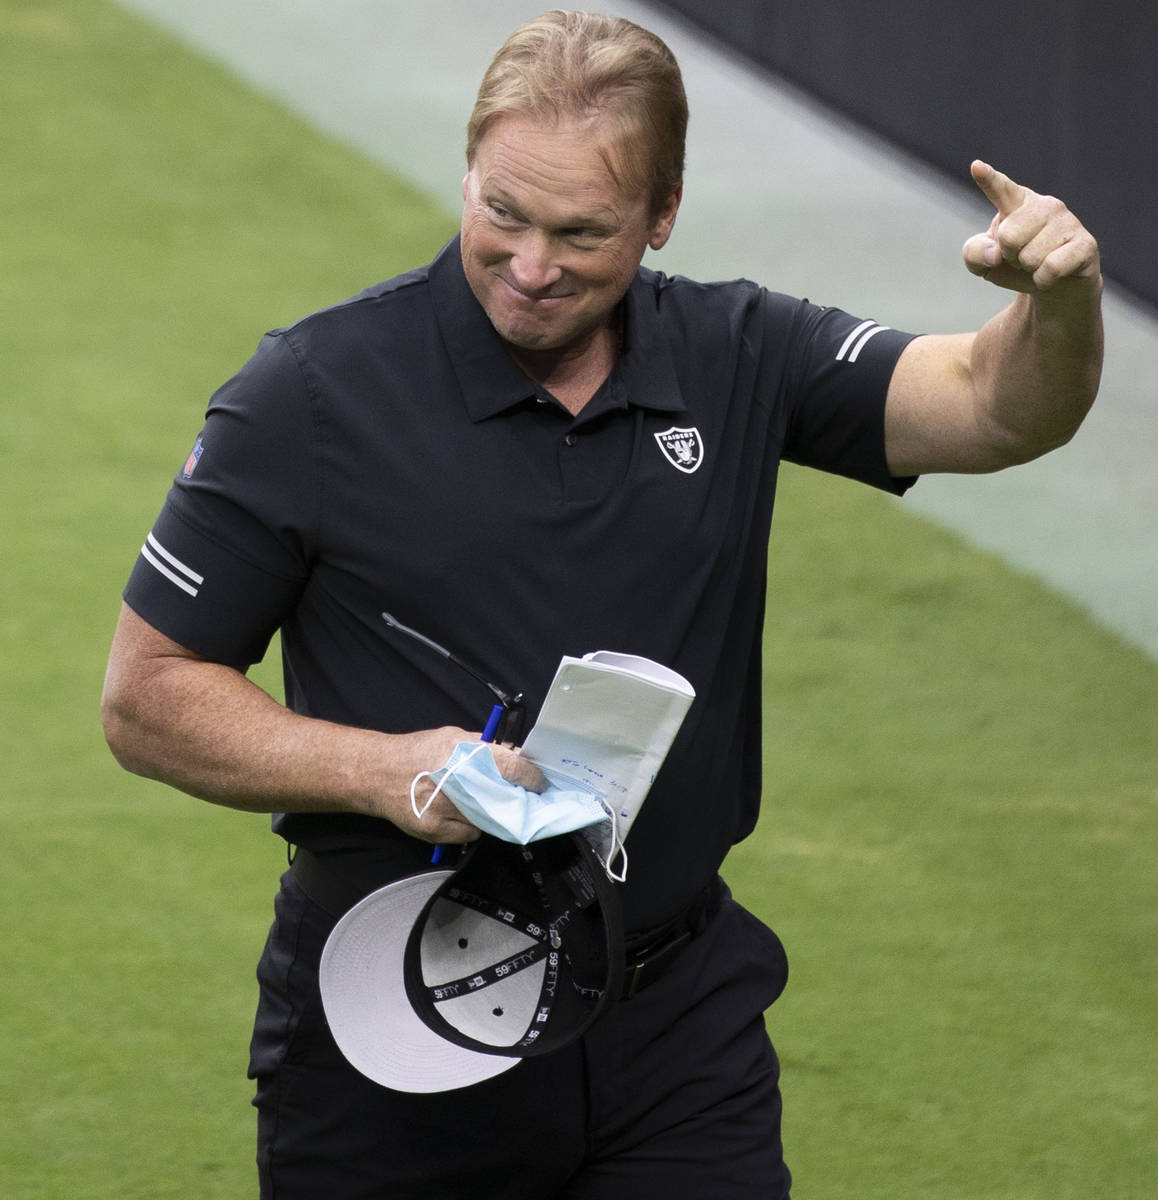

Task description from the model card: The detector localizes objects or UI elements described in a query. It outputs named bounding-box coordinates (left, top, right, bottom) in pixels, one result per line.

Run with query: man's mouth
left=497, top=274, right=571, bottom=304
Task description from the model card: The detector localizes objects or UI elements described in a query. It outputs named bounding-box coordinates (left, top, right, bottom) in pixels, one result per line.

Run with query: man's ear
left=649, top=184, right=683, bottom=251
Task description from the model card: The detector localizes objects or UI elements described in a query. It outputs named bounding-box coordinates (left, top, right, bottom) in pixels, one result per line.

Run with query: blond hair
left=466, top=10, right=687, bottom=217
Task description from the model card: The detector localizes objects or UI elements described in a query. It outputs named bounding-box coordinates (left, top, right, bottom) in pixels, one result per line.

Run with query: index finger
left=971, top=159, right=1028, bottom=218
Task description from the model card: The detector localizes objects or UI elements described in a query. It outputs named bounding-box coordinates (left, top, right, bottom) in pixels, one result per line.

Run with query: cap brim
left=319, top=870, right=522, bottom=1093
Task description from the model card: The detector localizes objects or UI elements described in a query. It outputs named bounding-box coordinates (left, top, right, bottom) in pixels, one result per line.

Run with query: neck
left=510, top=315, right=622, bottom=416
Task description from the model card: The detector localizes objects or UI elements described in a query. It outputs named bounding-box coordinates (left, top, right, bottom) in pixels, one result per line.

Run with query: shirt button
left=564, top=432, right=578, bottom=447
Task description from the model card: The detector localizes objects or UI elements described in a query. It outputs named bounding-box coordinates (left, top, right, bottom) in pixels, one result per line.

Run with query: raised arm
left=100, top=602, right=541, bottom=842
left=885, top=160, right=1103, bottom=476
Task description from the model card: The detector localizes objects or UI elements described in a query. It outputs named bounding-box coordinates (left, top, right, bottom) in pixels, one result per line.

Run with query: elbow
left=985, top=433, right=1071, bottom=473
left=100, top=693, right=136, bottom=775
left=973, top=405, right=1085, bottom=473
left=100, top=678, right=155, bottom=779
left=100, top=605, right=213, bottom=785
left=1029, top=421, right=1081, bottom=461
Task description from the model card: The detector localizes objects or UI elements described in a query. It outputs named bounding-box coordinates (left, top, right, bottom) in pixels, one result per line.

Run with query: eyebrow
left=485, top=187, right=620, bottom=235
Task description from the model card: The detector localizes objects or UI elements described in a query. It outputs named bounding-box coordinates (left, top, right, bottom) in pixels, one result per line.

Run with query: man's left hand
left=962, top=160, right=1100, bottom=295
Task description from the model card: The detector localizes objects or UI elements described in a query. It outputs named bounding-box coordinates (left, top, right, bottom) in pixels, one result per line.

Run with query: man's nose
left=508, top=233, right=563, bottom=294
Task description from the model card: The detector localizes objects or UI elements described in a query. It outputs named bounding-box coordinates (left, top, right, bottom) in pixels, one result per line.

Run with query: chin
left=505, top=330, right=566, bottom=352
left=492, top=315, right=570, bottom=353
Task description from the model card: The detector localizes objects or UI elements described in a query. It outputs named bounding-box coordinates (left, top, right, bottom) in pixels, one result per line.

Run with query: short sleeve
left=123, top=332, right=316, bottom=667
left=780, top=303, right=918, bottom=494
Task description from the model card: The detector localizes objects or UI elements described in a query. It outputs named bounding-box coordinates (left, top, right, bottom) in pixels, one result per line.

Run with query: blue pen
left=432, top=703, right=505, bottom=864
left=481, top=703, right=504, bottom=744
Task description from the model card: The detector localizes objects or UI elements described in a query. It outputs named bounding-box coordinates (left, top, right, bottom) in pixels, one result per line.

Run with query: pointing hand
left=962, top=160, right=1100, bottom=295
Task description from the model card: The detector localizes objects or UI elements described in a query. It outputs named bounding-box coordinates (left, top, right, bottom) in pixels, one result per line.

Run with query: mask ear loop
left=410, top=741, right=490, bottom=822
left=599, top=806, right=629, bottom=884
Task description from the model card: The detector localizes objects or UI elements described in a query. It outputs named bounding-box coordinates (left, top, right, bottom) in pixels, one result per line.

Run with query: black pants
left=249, top=870, right=792, bottom=1198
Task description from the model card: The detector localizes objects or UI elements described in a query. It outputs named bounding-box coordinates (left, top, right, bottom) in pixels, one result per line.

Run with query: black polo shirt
left=124, top=236, right=916, bottom=929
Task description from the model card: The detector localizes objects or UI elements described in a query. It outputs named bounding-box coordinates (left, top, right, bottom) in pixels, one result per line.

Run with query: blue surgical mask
left=411, top=743, right=626, bottom=881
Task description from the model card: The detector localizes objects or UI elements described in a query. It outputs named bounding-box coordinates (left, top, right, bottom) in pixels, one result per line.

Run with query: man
left=101, top=10, right=1102, bottom=1198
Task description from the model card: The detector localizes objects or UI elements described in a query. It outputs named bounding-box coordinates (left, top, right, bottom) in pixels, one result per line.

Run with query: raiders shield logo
left=653, top=425, right=704, bottom=474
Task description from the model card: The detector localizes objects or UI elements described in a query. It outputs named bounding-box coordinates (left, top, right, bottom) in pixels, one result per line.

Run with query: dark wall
left=657, top=0, right=1157, bottom=312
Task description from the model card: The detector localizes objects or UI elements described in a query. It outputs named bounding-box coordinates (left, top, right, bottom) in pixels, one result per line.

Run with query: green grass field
left=3, top=2, right=1155, bottom=1197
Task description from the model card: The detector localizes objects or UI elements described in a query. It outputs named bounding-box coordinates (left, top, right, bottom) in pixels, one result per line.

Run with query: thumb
left=493, top=745, right=548, bottom=793
left=962, top=231, right=1000, bottom=278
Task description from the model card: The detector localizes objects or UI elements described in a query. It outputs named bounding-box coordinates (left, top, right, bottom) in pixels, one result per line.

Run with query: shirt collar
left=429, top=236, right=687, bottom=422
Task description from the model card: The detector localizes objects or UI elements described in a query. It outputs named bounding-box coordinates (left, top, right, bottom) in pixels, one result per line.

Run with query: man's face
left=460, top=113, right=679, bottom=357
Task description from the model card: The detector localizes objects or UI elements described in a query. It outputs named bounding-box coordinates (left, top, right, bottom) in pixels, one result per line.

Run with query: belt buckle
left=622, top=929, right=693, bottom=1000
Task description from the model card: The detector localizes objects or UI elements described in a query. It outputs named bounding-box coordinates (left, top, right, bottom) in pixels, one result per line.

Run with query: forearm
left=970, top=279, right=1104, bottom=466
left=103, top=655, right=414, bottom=817
left=886, top=161, right=1105, bottom=478
left=101, top=603, right=543, bottom=839
left=99, top=603, right=482, bottom=839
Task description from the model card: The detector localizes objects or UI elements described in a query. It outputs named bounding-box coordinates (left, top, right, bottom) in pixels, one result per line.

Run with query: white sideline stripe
left=847, top=323, right=889, bottom=362
left=146, top=531, right=204, bottom=584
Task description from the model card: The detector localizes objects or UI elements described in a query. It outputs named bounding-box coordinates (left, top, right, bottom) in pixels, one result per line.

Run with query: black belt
left=620, top=876, right=725, bottom=999
left=289, top=845, right=406, bottom=919
left=290, top=847, right=724, bottom=1001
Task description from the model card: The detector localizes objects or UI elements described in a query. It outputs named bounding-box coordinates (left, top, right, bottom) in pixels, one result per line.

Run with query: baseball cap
left=319, top=832, right=624, bottom=1093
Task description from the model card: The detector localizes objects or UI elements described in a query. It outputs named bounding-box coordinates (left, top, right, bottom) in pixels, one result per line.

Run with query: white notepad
left=520, top=652, right=695, bottom=852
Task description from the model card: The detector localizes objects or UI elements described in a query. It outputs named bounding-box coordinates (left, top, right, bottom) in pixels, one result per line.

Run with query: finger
left=970, top=159, right=1028, bottom=218
left=961, top=232, right=1039, bottom=294
left=493, top=746, right=548, bottom=793
left=432, top=817, right=482, bottom=845
left=1028, top=233, right=1101, bottom=290
left=1011, top=219, right=1076, bottom=274
left=413, top=791, right=482, bottom=842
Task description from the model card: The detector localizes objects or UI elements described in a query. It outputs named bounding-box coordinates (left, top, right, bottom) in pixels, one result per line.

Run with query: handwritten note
left=520, top=652, right=695, bottom=853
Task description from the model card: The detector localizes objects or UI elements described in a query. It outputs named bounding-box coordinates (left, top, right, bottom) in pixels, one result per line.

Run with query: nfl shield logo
left=653, top=426, right=704, bottom=474
left=182, top=436, right=204, bottom=479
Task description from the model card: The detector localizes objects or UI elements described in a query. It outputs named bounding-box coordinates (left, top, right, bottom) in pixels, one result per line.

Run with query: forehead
left=471, top=113, right=642, bottom=216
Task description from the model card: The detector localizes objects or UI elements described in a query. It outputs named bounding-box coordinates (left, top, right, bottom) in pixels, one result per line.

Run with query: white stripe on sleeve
left=847, top=323, right=890, bottom=363
left=836, top=320, right=877, bottom=362
left=141, top=532, right=203, bottom=596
